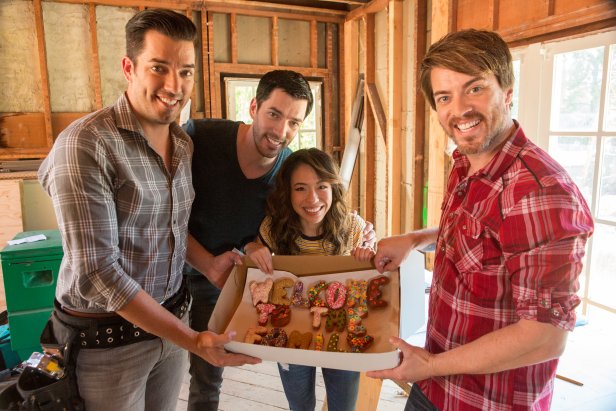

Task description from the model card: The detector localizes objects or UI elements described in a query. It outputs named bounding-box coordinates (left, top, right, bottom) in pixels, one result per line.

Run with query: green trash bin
left=0, top=230, right=62, bottom=360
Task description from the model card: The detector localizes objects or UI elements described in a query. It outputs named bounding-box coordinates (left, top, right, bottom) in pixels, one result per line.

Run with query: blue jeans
left=278, top=363, right=360, bottom=411
left=186, top=274, right=223, bottom=411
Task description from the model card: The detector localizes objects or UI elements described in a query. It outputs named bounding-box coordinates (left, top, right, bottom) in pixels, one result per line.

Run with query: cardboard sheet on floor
left=209, top=255, right=400, bottom=372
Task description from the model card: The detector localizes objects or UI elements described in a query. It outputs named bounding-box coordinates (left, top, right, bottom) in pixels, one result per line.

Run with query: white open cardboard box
left=209, top=255, right=405, bottom=372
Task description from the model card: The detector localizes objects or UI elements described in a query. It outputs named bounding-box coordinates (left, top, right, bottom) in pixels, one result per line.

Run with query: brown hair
left=255, top=70, right=314, bottom=119
left=420, top=29, right=514, bottom=110
left=265, top=148, right=351, bottom=255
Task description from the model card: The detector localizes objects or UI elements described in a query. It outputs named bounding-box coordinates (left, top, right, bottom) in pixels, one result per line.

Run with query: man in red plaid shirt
left=368, top=29, right=594, bottom=410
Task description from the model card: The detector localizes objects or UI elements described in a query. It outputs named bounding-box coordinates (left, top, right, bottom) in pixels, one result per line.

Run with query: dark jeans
left=405, top=383, right=439, bottom=411
left=186, top=274, right=223, bottom=411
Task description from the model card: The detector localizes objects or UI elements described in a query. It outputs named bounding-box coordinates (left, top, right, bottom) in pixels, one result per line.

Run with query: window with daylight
left=224, top=77, right=323, bottom=151
left=512, top=30, right=616, bottom=316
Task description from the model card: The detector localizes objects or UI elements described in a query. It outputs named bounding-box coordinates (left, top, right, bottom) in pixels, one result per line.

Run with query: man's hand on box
left=366, top=336, right=434, bottom=383
left=208, top=251, right=242, bottom=289
left=245, top=242, right=274, bottom=275
left=352, top=244, right=376, bottom=262
left=196, top=330, right=261, bottom=367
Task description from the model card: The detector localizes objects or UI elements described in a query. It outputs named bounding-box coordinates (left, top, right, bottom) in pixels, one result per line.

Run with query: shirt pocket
left=446, top=212, right=485, bottom=274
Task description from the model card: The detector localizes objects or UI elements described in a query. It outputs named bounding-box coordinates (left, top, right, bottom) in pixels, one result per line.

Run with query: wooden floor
left=175, top=361, right=408, bottom=410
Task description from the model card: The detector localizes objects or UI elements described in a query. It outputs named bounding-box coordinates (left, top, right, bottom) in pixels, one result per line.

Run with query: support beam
left=89, top=4, right=103, bottom=110
left=33, top=0, right=53, bottom=149
left=363, top=13, right=376, bottom=225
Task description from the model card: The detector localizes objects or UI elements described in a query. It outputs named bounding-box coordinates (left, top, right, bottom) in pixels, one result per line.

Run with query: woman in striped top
left=244, top=148, right=374, bottom=411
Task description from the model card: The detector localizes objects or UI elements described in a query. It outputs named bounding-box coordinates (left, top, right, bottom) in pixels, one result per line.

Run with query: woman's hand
left=351, top=244, right=376, bottom=262
left=245, top=242, right=274, bottom=275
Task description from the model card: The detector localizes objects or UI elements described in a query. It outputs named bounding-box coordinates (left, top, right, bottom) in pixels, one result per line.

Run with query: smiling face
left=431, top=67, right=513, bottom=157
left=122, top=30, right=195, bottom=135
left=290, top=163, right=333, bottom=237
left=249, top=88, right=308, bottom=159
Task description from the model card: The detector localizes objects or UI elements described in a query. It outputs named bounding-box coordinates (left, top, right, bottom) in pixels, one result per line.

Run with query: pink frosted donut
left=309, top=306, right=328, bottom=329
left=291, top=280, right=310, bottom=308
left=325, top=281, right=347, bottom=309
left=249, top=278, right=273, bottom=306
left=308, top=280, right=328, bottom=307
left=255, top=303, right=275, bottom=326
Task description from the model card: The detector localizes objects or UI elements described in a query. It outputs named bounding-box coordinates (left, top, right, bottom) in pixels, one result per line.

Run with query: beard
left=447, top=108, right=511, bottom=156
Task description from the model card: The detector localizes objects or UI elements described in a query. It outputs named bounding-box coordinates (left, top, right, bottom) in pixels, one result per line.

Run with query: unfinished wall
left=237, top=15, right=271, bottom=65
left=279, top=19, right=310, bottom=67
left=0, top=1, right=43, bottom=112
left=373, top=9, right=388, bottom=239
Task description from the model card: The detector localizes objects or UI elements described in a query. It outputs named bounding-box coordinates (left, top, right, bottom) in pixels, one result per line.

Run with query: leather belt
left=54, top=285, right=191, bottom=349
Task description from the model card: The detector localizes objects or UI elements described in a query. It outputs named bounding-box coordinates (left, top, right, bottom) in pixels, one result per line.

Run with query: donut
left=271, top=304, right=291, bottom=327
left=291, top=280, right=310, bottom=308
left=308, top=280, right=328, bottom=307
left=313, top=333, right=324, bottom=351
left=346, top=280, right=368, bottom=318
left=347, top=334, right=374, bottom=353
left=325, top=281, right=347, bottom=309
left=261, top=328, right=288, bottom=347
left=271, top=278, right=294, bottom=306
left=367, top=275, right=390, bottom=308
left=346, top=309, right=367, bottom=336
left=287, top=330, right=313, bottom=349
left=255, top=303, right=275, bottom=326
left=244, top=326, right=267, bottom=344
left=326, top=332, right=344, bottom=352
left=325, top=308, right=346, bottom=333
left=309, top=306, right=328, bottom=329
left=249, top=278, right=273, bottom=306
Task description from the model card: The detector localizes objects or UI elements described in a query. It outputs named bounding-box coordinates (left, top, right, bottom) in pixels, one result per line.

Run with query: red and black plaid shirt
left=419, top=125, right=594, bottom=410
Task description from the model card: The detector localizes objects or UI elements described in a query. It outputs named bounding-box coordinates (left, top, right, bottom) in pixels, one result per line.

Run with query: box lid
left=0, top=230, right=63, bottom=260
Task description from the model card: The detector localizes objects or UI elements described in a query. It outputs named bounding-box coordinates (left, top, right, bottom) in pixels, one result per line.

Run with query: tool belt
left=54, top=285, right=191, bottom=349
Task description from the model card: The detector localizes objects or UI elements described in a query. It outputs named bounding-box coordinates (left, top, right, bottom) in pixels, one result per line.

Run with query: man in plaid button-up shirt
left=368, top=30, right=593, bottom=410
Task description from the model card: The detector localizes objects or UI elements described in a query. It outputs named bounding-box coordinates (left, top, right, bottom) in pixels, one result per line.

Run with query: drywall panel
left=213, top=13, right=230, bottom=63
left=43, top=2, right=95, bottom=112
left=96, top=5, right=135, bottom=107
left=0, top=1, right=43, bottom=112
left=237, top=15, right=271, bottom=65
left=278, top=18, right=310, bottom=67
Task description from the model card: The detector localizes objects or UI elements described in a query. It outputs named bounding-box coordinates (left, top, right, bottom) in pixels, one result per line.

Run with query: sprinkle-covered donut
left=271, top=304, right=291, bottom=327
left=309, top=306, right=328, bottom=329
left=261, top=328, right=288, bottom=347
left=326, top=332, right=344, bottom=352
left=291, top=280, right=310, bottom=308
left=287, top=330, right=313, bottom=349
left=308, top=280, right=328, bottom=307
left=271, top=278, right=294, bottom=306
left=313, top=333, right=324, bottom=351
left=255, top=303, right=275, bottom=326
left=347, top=334, right=374, bottom=353
left=325, top=308, right=346, bottom=333
left=249, top=278, right=273, bottom=306
left=346, top=309, right=367, bottom=336
left=244, top=326, right=267, bottom=344
left=367, top=275, right=390, bottom=308
left=346, top=280, right=368, bottom=318
left=325, top=281, right=347, bottom=310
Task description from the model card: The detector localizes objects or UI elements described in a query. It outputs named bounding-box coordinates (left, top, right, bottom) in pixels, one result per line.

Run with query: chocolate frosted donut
left=261, top=328, right=289, bottom=347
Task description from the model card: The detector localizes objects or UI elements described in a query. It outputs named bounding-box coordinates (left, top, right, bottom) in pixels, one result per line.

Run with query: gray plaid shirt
left=39, top=93, right=194, bottom=313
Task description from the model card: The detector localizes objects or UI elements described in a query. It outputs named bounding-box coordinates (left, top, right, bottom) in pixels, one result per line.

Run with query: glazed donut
left=347, top=333, right=374, bottom=353
left=346, top=280, right=368, bottom=318
left=326, top=332, right=344, bottom=352
left=346, top=309, right=367, bottom=336
left=244, top=326, right=267, bottom=344
left=308, top=280, right=328, bottom=307
left=367, top=275, right=390, bottom=308
left=325, top=281, right=347, bottom=310
left=309, top=306, right=328, bottom=329
left=313, top=333, right=324, bottom=351
left=271, top=278, right=294, bottom=306
left=287, top=330, right=313, bottom=349
left=291, top=280, right=310, bottom=308
left=271, top=304, right=291, bottom=327
left=261, top=328, right=288, bottom=347
left=249, top=278, right=273, bottom=306
left=255, top=303, right=275, bottom=326
left=325, top=308, right=346, bottom=333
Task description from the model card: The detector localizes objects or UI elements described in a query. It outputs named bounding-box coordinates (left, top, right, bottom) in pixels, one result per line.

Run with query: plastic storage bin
left=1, top=230, right=62, bottom=359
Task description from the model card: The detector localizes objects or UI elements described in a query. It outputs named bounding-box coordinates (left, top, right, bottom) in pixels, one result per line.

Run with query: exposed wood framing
left=205, top=5, right=344, bottom=23
left=310, top=20, right=318, bottom=68
left=89, top=4, right=103, bottom=110
left=206, top=11, right=219, bottom=117
left=343, top=19, right=359, bottom=210
left=213, top=64, right=329, bottom=77
left=365, top=83, right=386, bottom=138
left=271, top=16, right=279, bottom=66
left=323, top=22, right=334, bottom=152
left=363, top=13, right=376, bottom=224
left=32, top=0, right=53, bottom=149
left=201, top=8, right=211, bottom=117
left=187, top=7, right=197, bottom=118
left=230, top=13, right=238, bottom=64
left=387, top=0, right=402, bottom=235
left=345, top=0, right=388, bottom=21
